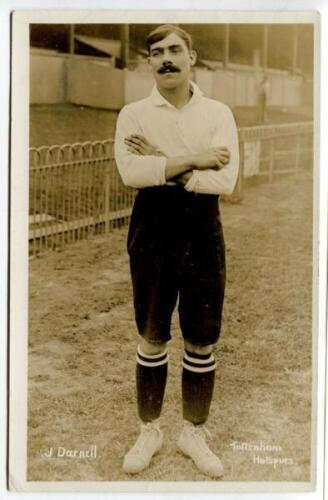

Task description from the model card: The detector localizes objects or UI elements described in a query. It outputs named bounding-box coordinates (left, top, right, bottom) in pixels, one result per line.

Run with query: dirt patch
left=28, top=171, right=313, bottom=483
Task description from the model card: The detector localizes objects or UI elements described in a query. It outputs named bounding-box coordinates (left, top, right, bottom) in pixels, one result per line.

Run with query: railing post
left=104, top=164, right=110, bottom=233
left=269, top=137, right=274, bottom=182
left=237, top=139, right=244, bottom=199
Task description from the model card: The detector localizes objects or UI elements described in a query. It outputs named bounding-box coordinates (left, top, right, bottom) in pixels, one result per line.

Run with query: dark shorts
left=127, top=185, right=226, bottom=346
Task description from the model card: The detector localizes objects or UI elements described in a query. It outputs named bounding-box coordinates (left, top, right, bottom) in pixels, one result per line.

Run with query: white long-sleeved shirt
left=114, top=82, right=239, bottom=195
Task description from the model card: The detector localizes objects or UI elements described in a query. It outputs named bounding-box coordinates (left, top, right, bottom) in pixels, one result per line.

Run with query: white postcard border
left=7, top=6, right=327, bottom=498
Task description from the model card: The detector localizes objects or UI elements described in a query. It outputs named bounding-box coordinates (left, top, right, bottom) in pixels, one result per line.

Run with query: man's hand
left=124, top=134, right=164, bottom=156
left=176, top=172, right=193, bottom=186
left=193, top=147, right=230, bottom=170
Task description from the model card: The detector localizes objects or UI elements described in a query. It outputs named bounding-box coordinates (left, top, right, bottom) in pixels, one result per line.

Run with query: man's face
left=148, top=32, right=196, bottom=90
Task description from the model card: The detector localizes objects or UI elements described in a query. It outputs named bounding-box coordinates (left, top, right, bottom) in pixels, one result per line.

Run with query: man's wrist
left=184, top=170, right=198, bottom=192
left=165, top=156, right=194, bottom=181
left=174, top=155, right=197, bottom=170
left=188, top=154, right=198, bottom=169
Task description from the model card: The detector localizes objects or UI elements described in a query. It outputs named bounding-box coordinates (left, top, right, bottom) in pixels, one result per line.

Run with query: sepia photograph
left=8, top=9, right=321, bottom=494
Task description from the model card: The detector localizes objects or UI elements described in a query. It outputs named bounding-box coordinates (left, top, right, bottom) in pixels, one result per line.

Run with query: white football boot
left=123, top=420, right=163, bottom=474
left=178, top=420, right=224, bottom=478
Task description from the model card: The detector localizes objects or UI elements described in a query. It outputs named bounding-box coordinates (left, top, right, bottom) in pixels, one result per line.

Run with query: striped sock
left=182, top=349, right=216, bottom=425
left=136, top=345, right=168, bottom=423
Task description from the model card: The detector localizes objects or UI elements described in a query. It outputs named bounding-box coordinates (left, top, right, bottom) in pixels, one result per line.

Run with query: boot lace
left=188, top=424, right=215, bottom=457
left=131, top=421, right=160, bottom=450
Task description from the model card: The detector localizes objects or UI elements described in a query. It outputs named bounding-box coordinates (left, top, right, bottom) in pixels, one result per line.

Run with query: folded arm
left=184, top=107, right=239, bottom=196
left=114, top=107, right=167, bottom=188
left=114, top=107, right=231, bottom=189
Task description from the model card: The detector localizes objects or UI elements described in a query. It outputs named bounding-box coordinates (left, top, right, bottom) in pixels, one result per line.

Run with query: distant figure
left=258, top=74, right=270, bottom=124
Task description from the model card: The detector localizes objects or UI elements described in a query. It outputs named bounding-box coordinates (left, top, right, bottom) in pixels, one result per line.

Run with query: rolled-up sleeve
left=184, top=106, right=239, bottom=196
left=114, top=106, right=167, bottom=189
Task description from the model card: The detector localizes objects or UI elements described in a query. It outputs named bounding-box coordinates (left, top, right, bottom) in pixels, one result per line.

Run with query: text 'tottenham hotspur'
left=230, top=441, right=296, bottom=467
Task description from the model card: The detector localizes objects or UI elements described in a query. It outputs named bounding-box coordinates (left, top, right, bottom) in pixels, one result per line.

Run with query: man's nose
left=162, top=50, right=173, bottom=64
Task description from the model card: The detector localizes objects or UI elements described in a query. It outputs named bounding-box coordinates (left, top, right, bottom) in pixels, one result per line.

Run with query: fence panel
left=29, top=140, right=135, bottom=255
left=29, top=122, right=313, bottom=255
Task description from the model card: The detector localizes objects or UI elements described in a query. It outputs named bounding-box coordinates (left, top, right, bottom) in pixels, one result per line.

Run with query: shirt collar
left=149, top=81, right=203, bottom=109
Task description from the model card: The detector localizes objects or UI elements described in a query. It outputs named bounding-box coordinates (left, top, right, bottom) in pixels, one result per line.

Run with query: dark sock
left=136, top=345, right=168, bottom=423
left=182, top=349, right=216, bottom=425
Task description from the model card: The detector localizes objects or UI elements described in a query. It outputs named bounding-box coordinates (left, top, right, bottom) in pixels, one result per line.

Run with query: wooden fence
left=29, top=122, right=313, bottom=256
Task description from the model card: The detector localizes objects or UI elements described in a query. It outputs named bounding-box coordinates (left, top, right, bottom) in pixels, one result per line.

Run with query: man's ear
left=190, top=50, right=197, bottom=67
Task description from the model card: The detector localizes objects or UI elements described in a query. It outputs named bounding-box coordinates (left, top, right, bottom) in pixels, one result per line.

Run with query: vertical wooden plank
left=263, top=25, right=269, bottom=69
left=69, top=24, right=75, bottom=55
left=120, top=24, right=130, bottom=68
left=292, top=25, right=298, bottom=75
left=223, top=24, right=230, bottom=69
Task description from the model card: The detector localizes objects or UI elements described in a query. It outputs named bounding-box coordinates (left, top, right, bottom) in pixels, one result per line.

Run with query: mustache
left=157, top=64, right=180, bottom=74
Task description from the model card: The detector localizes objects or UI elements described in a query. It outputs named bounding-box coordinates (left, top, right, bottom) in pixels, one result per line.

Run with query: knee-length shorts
left=127, top=185, right=226, bottom=346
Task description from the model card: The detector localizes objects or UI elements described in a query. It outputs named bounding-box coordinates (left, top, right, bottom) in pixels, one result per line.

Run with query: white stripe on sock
left=136, top=353, right=168, bottom=368
left=183, top=352, right=215, bottom=365
left=182, top=360, right=216, bottom=373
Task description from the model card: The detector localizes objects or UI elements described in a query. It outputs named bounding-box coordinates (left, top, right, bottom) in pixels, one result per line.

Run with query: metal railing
left=29, top=140, right=135, bottom=255
left=29, top=122, right=313, bottom=255
left=233, top=121, right=313, bottom=198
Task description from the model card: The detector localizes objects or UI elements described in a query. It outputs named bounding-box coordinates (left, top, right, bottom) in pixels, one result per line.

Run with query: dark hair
left=146, top=24, right=193, bottom=53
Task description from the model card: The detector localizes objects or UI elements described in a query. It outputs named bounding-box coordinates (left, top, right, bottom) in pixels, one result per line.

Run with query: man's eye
left=171, top=47, right=182, bottom=53
left=151, top=50, right=160, bottom=56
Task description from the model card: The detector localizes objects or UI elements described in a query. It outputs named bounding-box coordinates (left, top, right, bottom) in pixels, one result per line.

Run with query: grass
left=30, top=103, right=313, bottom=147
left=27, top=169, right=313, bottom=484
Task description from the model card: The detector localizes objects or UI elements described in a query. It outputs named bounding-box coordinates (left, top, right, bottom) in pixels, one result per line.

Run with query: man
left=258, top=73, right=270, bottom=123
left=114, top=24, right=239, bottom=478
